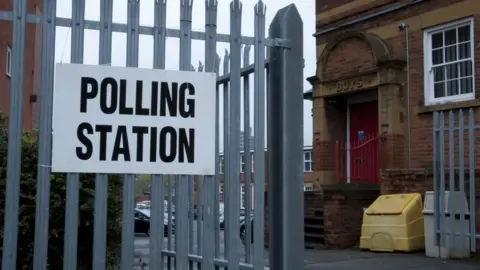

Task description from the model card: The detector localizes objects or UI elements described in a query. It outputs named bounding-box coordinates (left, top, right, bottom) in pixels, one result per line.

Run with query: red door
left=348, top=101, right=379, bottom=183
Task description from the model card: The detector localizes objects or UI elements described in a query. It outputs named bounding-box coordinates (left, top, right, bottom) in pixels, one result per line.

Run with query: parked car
left=240, top=215, right=254, bottom=245
left=136, top=203, right=150, bottom=210
left=134, top=208, right=175, bottom=237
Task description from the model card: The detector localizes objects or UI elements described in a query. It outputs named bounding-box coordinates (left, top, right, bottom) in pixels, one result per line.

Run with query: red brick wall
left=322, top=37, right=376, bottom=81
left=322, top=184, right=379, bottom=248
left=0, top=1, right=41, bottom=131
left=304, top=191, right=324, bottom=216
left=314, top=0, right=480, bottom=169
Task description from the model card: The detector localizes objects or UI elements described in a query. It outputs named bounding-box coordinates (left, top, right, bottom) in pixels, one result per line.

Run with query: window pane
left=446, top=64, right=458, bottom=79
left=433, top=66, right=444, bottom=82
left=460, top=77, right=473, bottom=94
left=444, top=29, right=457, bottom=45
left=459, top=61, right=472, bottom=77
left=432, top=32, right=443, bottom=48
left=434, top=82, right=445, bottom=98
left=304, top=151, right=309, bottom=161
left=432, top=49, right=443, bottom=65
left=458, top=25, right=470, bottom=42
left=458, top=42, right=471, bottom=59
left=447, top=79, right=459, bottom=96
left=305, top=162, right=311, bottom=172
left=444, top=45, right=457, bottom=62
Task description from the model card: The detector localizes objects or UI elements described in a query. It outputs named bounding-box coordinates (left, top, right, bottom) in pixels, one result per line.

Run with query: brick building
left=217, top=146, right=314, bottom=208
left=303, top=0, right=480, bottom=250
left=0, top=1, right=42, bottom=130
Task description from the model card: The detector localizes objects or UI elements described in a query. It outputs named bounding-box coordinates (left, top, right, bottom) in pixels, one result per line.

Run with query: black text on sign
left=76, top=77, right=195, bottom=163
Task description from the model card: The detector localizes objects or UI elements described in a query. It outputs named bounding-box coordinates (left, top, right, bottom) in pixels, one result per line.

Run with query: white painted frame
left=345, top=92, right=378, bottom=183
left=6, top=45, right=11, bottom=77
left=423, top=17, right=475, bottom=105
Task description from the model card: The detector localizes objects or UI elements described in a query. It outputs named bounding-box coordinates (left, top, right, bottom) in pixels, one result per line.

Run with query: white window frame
left=304, top=150, right=313, bottom=172
left=6, top=45, right=12, bottom=77
left=304, top=185, right=313, bottom=192
left=240, top=154, right=245, bottom=173
left=219, top=155, right=224, bottom=174
left=250, top=152, right=254, bottom=173
left=241, top=184, right=245, bottom=209
left=423, top=17, right=475, bottom=105
left=219, top=185, right=224, bottom=201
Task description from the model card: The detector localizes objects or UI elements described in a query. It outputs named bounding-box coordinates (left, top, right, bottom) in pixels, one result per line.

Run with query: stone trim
left=417, top=99, right=480, bottom=114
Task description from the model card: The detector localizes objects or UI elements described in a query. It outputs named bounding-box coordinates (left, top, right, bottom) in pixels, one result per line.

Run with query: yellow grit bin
left=360, top=193, right=425, bottom=252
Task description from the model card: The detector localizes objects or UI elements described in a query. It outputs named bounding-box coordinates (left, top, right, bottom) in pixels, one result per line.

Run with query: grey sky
left=54, top=0, right=314, bottom=150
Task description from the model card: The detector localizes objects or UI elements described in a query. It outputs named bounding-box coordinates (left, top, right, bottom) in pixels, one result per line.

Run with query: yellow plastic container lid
left=365, top=193, right=418, bottom=215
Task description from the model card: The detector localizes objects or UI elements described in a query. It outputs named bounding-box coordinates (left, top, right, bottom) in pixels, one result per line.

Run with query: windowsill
left=417, top=98, right=480, bottom=114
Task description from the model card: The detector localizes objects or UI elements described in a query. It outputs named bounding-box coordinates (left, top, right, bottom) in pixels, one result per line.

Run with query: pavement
left=303, top=249, right=480, bottom=270
left=133, top=221, right=480, bottom=269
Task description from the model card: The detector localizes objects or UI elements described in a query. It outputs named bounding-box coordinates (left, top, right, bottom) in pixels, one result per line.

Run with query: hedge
left=0, top=113, right=124, bottom=269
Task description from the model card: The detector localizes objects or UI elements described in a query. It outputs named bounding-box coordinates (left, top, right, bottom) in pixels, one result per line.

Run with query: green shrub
left=0, top=113, right=123, bottom=269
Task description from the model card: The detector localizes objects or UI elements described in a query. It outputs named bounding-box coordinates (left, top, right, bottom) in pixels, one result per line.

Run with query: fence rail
left=432, top=109, right=479, bottom=254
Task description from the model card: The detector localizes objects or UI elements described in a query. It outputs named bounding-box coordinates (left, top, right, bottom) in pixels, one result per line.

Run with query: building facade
left=218, top=146, right=314, bottom=209
left=303, top=0, right=480, bottom=250
left=0, top=0, right=42, bottom=130
left=306, top=0, right=480, bottom=185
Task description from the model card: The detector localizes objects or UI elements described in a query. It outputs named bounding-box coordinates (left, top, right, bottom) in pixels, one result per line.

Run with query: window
left=304, top=150, right=313, bottom=172
left=304, top=185, right=313, bottom=192
left=6, top=46, right=11, bottom=77
left=241, top=184, right=246, bottom=209
left=240, top=153, right=254, bottom=173
left=424, top=18, right=474, bottom=105
left=250, top=153, right=254, bottom=173
left=240, top=154, right=245, bottom=173
left=219, top=156, right=224, bottom=174
left=219, top=185, right=224, bottom=201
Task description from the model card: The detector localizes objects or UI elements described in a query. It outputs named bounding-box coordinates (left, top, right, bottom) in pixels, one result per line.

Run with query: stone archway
left=310, top=30, right=406, bottom=187
left=317, top=30, right=391, bottom=81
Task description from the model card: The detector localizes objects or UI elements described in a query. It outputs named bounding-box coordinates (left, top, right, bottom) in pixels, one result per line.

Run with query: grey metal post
left=120, top=1, right=140, bottom=269
left=201, top=1, right=218, bottom=268
left=267, top=4, right=304, bottom=270
left=33, top=0, right=57, bottom=269
left=63, top=0, right=85, bottom=268
left=226, top=1, right=242, bottom=269
left=252, top=1, right=266, bottom=269
left=214, top=52, right=221, bottom=270
left=176, top=0, right=193, bottom=268
left=2, top=0, right=27, bottom=269
left=92, top=1, right=113, bottom=269
left=149, top=0, right=167, bottom=268
left=243, top=44, right=252, bottom=263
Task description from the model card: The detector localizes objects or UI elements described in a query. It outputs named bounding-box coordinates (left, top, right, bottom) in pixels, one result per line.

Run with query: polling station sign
left=51, top=63, right=216, bottom=175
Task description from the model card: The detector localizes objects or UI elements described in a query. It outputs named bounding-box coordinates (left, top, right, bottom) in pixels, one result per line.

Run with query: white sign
left=51, top=63, right=216, bottom=175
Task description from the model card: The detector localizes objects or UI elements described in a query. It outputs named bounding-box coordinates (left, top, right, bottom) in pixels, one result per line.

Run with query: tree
left=0, top=113, right=123, bottom=269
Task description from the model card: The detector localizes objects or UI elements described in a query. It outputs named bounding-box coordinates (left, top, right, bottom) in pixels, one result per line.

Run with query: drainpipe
left=399, top=23, right=411, bottom=168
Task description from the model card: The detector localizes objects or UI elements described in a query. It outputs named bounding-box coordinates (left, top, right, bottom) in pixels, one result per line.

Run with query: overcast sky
left=54, top=0, right=314, bottom=150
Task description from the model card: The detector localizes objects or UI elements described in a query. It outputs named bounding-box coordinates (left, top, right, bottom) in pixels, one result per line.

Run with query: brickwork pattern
left=322, top=184, right=379, bottom=248
left=0, top=1, right=41, bottom=130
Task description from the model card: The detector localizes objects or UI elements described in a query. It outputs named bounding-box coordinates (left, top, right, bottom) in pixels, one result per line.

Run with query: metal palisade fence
left=0, top=0, right=304, bottom=270
left=432, top=110, right=478, bottom=255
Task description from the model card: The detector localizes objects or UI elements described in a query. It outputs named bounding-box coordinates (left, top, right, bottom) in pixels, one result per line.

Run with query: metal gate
left=432, top=110, right=478, bottom=255
left=0, top=0, right=304, bottom=269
